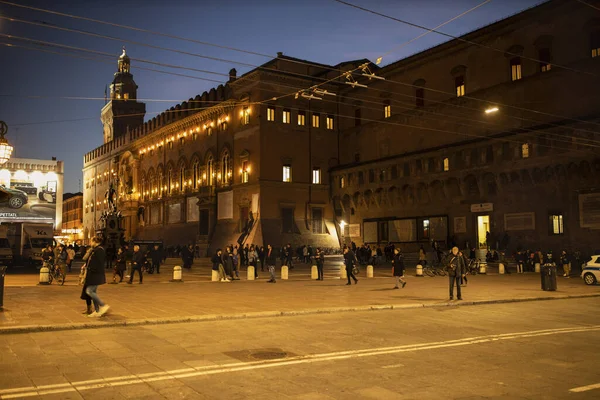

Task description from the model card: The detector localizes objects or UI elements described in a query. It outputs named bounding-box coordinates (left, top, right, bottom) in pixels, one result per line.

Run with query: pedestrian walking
left=316, top=247, right=325, bottom=280
left=259, top=246, right=265, bottom=272
left=445, top=246, right=466, bottom=300
left=149, top=244, right=162, bottom=274
left=127, top=245, right=144, bottom=284
left=266, top=244, right=276, bottom=283
left=212, top=249, right=230, bottom=282
left=83, top=237, right=110, bottom=317
left=112, top=247, right=126, bottom=283
left=392, top=248, right=407, bottom=289
left=560, top=250, right=571, bottom=278
left=66, top=245, right=75, bottom=273
left=182, top=244, right=194, bottom=270
left=343, top=246, right=358, bottom=285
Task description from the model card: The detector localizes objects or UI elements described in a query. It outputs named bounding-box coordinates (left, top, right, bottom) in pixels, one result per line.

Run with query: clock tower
left=101, top=47, right=145, bottom=143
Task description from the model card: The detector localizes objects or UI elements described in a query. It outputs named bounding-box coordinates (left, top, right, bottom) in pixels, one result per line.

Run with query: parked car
left=38, top=190, right=56, bottom=203
left=581, top=255, right=600, bottom=285
left=10, top=182, right=37, bottom=195
left=0, top=185, right=28, bottom=209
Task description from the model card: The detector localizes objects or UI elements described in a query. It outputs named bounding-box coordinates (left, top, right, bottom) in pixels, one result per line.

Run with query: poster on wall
left=388, top=219, right=416, bottom=242
left=187, top=197, right=199, bottom=222
left=454, top=216, right=467, bottom=233
left=168, top=202, right=181, bottom=224
left=218, top=190, right=233, bottom=220
left=0, top=162, right=60, bottom=225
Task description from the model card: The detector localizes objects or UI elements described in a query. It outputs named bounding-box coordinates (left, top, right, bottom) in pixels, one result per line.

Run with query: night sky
left=0, top=0, right=542, bottom=193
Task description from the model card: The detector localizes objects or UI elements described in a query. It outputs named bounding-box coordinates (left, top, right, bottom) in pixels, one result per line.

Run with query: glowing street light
left=484, top=107, right=499, bottom=114
left=0, top=121, right=14, bottom=165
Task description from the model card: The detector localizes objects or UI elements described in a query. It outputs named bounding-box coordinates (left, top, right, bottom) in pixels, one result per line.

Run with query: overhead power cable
left=5, top=1, right=596, bottom=135
left=333, top=0, right=597, bottom=77
left=5, top=38, right=600, bottom=148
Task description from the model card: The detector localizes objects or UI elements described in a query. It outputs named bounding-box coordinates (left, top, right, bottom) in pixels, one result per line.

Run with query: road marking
left=569, top=382, right=600, bottom=393
left=381, top=363, right=405, bottom=369
left=1, top=325, right=599, bottom=399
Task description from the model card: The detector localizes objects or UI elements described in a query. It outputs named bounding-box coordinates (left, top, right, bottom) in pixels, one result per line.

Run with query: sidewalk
left=1, top=262, right=598, bottom=334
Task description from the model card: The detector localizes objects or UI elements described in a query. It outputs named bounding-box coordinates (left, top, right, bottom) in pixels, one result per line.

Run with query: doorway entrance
left=476, top=215, right=490, bottom=249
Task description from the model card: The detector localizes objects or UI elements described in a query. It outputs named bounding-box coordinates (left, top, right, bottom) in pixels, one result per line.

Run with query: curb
left=1, top=293, right=599, bottom=335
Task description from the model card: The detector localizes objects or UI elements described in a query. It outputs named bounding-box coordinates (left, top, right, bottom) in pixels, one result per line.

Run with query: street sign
left=470, top=203, right=493, bottom=213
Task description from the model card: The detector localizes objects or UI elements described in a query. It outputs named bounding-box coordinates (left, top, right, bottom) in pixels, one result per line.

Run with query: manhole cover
left=249, top=351, right=288, bottom=360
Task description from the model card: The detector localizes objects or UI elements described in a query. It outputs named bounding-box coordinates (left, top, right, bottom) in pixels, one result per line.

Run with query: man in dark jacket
left=445, top=246, right=466, bottom=300
left=266, top=244, right=277, bottom=283
left=343, top=246, right=358, bottom=285
left=182, top=244, right=194, bottom=269
left=149, top=245, right=163, bottom=274
left=392, top=248, right=406, bottom=289
left=85, top=237, right=110, bottom=317
left=128, top=245, right=145, bottom=284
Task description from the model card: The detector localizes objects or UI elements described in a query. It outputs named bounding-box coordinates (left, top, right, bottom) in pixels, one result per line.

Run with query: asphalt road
left=0, top=297, right=599, bottom=399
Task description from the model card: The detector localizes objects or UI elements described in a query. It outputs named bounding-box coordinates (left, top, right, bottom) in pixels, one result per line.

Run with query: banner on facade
left=579, top=193, right=600, bottom=229
left=218, top=190, right=233, bottom=220
left=168, top=202, right=181, bottom=224
left=252, top=193, right=259, bottom=214
left=186, top=197, right=199, bottom=222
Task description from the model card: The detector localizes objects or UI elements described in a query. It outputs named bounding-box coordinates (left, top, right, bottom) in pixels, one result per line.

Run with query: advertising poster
left=0, top=159, right=62, bottom=226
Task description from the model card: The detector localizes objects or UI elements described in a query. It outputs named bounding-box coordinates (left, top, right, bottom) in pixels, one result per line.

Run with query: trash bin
left=0, top=265, right=6, bottom=309
left=541, top=263, right=557, bottom=291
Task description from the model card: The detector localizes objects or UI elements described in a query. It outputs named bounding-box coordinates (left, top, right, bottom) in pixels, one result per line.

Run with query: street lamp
left=0, top=121, right=14, bottom=165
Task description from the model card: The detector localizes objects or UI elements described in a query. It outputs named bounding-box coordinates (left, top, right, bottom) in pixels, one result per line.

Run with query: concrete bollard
left=535, top=263, right=541, bottom=273
left=39, top=267, right=50, bottom=285
left=281, top=265, right=289, bottom=280
left=311, top=265, right=318, bottom=280
left=340, top=264, right=347, bottom=279
left=479, top=262, right=487, bottom=274
left=499, top=263, right=505, bottom=274
left=367, top=265, right=374, bottom=278
left=247, top=266, right=255, bottom=281
left=416, top=264, right=423, bottom=277
left=170, top=265, right=183, bottom=282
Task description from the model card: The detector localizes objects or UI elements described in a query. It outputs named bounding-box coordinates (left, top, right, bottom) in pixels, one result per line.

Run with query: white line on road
left=569, top=382, right=600, bottom=393
left=1, top=325, right=599, bottom=399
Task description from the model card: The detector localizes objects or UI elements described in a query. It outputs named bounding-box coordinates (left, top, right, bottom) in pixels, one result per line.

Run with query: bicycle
left=45, top=261, right=66, bottom=285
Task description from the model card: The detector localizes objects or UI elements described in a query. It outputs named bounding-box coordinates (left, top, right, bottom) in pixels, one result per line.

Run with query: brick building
left=84, top=0, right=600, bottom=254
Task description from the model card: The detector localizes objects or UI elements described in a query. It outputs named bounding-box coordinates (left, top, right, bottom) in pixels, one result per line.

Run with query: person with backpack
left=445, top=246, right=466, bottom=300
left=392, top=248, right=407, bottom=289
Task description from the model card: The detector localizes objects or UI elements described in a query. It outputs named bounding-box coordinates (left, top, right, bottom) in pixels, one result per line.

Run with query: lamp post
left=0, top=121, right=14, bottom=165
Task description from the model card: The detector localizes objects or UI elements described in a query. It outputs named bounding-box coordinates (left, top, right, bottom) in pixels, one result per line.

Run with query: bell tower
left=101, top=47, right=145, bottom=143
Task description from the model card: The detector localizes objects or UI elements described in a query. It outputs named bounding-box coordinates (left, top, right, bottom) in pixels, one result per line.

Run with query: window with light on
left=283, top=165, right=292, bottom=182
left=312, top=168, right=321, bottom=184
left=326, top=116, right=334, bottom=130
left=267, top=107, right=275, bottom=122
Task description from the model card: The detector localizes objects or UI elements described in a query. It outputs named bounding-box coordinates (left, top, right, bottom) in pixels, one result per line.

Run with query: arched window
left=179, top=165, right=185, bottom=190
left=193, top=160, right=200, bottom=189
left=167, top=167, right=173, bottom=194
left=207, top=156, right=214, bottom=186
left=158, top=170, right=164, bottom=195
left=221, top=150, right=231, bottom=185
